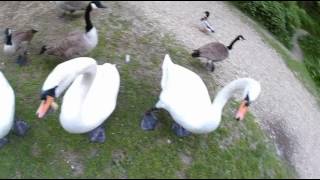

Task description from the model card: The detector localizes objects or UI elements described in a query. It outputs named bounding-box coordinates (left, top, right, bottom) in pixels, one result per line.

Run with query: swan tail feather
left=161, top=54, right=173, bottom=89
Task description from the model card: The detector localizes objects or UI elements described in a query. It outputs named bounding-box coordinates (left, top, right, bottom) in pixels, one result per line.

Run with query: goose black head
left=4, top=28, right=12, bottom=36
left=204, top=11, right=210, bottom=18
left=237, top=35, right=245, bottom=41
left=4, top=28, right=13, bottom=45
left=91, top=1, right=107, bottom=9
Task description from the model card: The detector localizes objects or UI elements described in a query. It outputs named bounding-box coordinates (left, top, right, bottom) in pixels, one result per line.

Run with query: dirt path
left=120, top=1, right=320, bottom=178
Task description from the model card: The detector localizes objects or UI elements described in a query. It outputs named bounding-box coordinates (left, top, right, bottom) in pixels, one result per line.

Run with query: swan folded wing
left=60, top=64, right=120, bottom=133
left=199, top=43, right=229, bottom=61
left=160, top=63, right=212, bottom=114
left=81, top=65, right=120, bottom=129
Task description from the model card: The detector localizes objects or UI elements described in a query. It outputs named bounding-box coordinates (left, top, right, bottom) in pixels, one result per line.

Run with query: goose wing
left=12, top=30, right=35, bottom=44
left=197, top=42, right=229, bottom=61
left=56, top=1, right=87, bottom=11
left=46, top=32, right=88, bottom=59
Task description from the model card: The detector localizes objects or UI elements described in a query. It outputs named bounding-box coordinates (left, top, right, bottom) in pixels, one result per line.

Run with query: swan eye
left=244, top=95, right=250, bottom=106
left=40, top=86, right=57, bottom=100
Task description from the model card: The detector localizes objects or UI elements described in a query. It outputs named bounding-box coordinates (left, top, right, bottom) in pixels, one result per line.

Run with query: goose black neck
left=85, top=4, right=93, bottom=33
left=227, top=37, right=240, bottom=50
left=5, top=33, right=12, bottom=45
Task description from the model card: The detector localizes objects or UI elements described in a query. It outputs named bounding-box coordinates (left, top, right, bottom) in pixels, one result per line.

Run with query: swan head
left=235, top=79, right=261, bottom=121
left=36, top=86, right=58, bottom=119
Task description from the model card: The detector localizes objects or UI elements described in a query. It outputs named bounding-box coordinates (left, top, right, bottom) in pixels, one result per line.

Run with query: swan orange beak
left=235, top=101, right=249, bottom=121
left=36, top=96, right=55, bottom=119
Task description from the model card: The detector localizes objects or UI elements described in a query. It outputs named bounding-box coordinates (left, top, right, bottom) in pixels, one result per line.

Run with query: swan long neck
left=43, top=59, right=97, bottom=98
left=211, top=79, right=251, bottom=115
left=60, top=64, right=96, bottom=98
left=85, top=4, right=93, bottom=33
left=227, top=37, right=240, bottom=50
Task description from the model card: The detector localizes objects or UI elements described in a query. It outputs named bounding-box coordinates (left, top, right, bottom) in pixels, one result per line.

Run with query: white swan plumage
left=0, top=71, right=29, bottom=147
left=36, top=57, right=120, bottom=142
left=0, top=72, right=15, bottom=139
left=142, top=54, right=261, bottom=135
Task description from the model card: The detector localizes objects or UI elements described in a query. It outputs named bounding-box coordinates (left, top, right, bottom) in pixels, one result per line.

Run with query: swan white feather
left=155, top=54, right=261, bottom=134
left=0, top=72, right=15, bottom=139
left=40, top=57, right=120, bottom=134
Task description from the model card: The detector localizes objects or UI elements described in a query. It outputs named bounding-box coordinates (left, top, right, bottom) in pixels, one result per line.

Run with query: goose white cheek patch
left=91, top=3, right=98, bottom=9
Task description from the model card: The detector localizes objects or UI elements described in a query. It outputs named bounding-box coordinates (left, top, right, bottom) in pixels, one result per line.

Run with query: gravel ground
left=120, top=1, right=320, bottom=178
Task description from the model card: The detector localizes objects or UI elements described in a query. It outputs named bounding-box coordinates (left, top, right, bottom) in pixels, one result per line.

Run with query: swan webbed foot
left=0, top=138, right=9, bottom=148
left=172, top=122, right=192, bottom=137
left=141, top=108, right=158, bottom=131
left=16, top=51, right=28, bottom=66
left=16, top=53, right=28, bottom=66
left=12, top=118, right=30, bottom=137
left=88, top=126, right=106, bottom=143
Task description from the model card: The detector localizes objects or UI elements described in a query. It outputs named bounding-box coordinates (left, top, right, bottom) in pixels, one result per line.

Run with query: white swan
left=0, top=72, right=29, bottom=148
left=36, top=57, right=120, bottom=143
left=141, top=54, right=261, bottom=137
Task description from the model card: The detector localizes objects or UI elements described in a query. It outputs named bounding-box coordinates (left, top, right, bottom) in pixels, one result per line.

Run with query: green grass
left=0, top=4, right=294, bottom=178
left=299, top=36, right=320, bottom=90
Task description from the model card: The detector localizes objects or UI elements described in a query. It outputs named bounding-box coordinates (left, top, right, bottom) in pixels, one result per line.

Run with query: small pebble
left=125, top=54, right=130, bottom=63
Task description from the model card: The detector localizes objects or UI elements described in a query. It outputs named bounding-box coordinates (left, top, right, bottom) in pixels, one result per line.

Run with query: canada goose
left=3, top=28, right=38, bottom=66
left=40, top=1, right=106, bottom=60
left=0, top=71, right=29, bottom=148
left=36, top=57, right=120, bottom=143
left=55, top=1, right=88, bottom=14
left=198, top=11, right=215, bottom=33
left=55, top=1, right=106, bottom=15
left=141, top=54, right=261, bottom=137
left=191, top=35, right=245, bottom=72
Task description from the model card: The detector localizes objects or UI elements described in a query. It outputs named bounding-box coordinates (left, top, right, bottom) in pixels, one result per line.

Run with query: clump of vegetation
left=300, top=36, right=320, bottom=88
left=233, top=2, right=295, bottom=47
left=233, top=1, right=320, bottom=100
